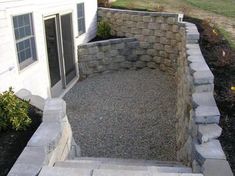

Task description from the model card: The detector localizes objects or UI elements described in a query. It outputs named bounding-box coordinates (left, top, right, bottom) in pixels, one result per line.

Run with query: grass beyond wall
left=111, top=0, right=235, bottom=49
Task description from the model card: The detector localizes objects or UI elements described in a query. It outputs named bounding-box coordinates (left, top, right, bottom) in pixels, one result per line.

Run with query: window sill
left=19, top=58, right=38, bottom=74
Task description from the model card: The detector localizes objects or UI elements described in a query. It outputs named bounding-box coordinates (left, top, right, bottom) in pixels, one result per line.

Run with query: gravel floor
left=64, top=68, right=177, bottom=161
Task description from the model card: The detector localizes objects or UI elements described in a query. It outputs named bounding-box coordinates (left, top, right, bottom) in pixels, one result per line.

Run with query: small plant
left=0, top=88, right=31, bottom=131
left=98, top=0, right=111, bottom=8
left=97, top=20, right=111, bottom=39
left=153, top=4, right=165, bottom=12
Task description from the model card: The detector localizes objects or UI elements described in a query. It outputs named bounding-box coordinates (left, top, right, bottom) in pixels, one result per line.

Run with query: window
left=77, top=3, right=86, bottom=36
left=13, top=13, right=37, bottom=70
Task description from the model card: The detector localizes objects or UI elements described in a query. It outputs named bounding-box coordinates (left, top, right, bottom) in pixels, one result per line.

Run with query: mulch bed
left=89, top=36, right=125, bottom=42
left=0, top=106, right=42, bottom=176
left=185, top=16, right=235, bottom=173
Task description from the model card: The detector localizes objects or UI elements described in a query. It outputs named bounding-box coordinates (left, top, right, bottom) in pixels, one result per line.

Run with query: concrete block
left=193, top=70, right=214, bottom=85
left=43, top=99, right=66, bottom=122
left=15, top=89, right=32, bottom=99
left=193, top=83, right=214, bottom=93
left=194, top=106, right=220, bottom=124
left=27, top=122, right=63, bottom=153
left=192, top=92, right=217, bottom=107
left=190, top=62, right=210, bottom=72
left=202, top=159, right=233, bottom=176
left=8, top=146, right=46, bottom=176
left=195, top=140, right=226, bottom=165
left=26, top=95, right=45, bottom=111
left=187, top=55, right=205, bottom=63
left=198, top=124, right=222, bottom=143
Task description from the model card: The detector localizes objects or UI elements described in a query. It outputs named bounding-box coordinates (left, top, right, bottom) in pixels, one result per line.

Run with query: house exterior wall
left=0, top=0, right=97, bottom=98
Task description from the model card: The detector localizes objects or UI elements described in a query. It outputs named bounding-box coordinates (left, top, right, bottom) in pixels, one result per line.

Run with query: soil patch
left=185, top=16, right=235, bottom=173
left=89, top=36, right=125, bottom=42
left=0, top=106, right=42, bottom=176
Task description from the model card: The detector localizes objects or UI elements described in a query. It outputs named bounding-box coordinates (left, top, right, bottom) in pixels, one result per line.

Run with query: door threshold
left=60, top=76, right=79, bottom=98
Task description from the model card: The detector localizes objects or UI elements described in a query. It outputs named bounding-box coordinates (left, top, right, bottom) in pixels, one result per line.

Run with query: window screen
left=77, top=3, right=86, bottom=36
left=13, top=13, right=37, bottom=69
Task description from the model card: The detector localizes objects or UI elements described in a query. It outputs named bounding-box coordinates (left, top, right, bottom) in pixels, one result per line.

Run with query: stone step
left=71, top=157, right=184, bottom=167
left=39, top=166, right=92, bottom=176
left=39, top=166, right=202, bottom=176
left=94, top=169, right=202, bottom=176
left=55, top=161, right=192, bottom=173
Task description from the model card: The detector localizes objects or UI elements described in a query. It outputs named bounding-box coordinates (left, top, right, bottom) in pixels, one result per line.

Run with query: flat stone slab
left=202, top=159, right=233, bottom=176
left=27, top=122, right=62, bottom=152
left=198, top=124, right=222, bottom=143
left=194, top=106, right=220, bottom=124
left=93, top=169, right=149, bottom=176
left=15, top=89, right=32, bottom=99
left=8, top=147, right=46, bottom=176
left=193, top=70, right=214, bottom=85
left=39, top=166, right=92, bottom=176
left=64, top=69, right=177, bottom=160
left=187, top=55, right=205, bottom=63
left=195, top=140, right=226, bottom=165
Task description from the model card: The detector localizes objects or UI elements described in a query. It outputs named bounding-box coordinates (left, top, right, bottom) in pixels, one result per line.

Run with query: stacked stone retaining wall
left=176, top=22, right=233, bottom=176
left=8, top=97, right=79, bottom=176
left=97, top=7, right=184, bottom=74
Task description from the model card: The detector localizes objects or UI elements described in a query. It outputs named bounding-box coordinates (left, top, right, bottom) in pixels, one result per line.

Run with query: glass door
left=60, top=13, right=76, bottom=85
left=44, top=17, right=64, bottom=97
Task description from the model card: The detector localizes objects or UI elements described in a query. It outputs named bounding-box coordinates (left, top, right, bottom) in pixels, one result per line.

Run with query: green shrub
left=0, top=88, right=31, bottom=131
left=97, top=20, right=111, bottom=39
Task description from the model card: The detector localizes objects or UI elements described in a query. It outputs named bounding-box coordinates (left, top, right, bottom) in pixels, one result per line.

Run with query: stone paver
left=64, top=68, right=177, bottom=160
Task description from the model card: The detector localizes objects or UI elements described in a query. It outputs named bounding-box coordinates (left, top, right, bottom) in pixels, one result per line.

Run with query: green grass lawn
left=111, top=0, right=235, bottom=49
left=186, top=0, right=235, bottom=18
left=112, top=0, right=235, bottom=17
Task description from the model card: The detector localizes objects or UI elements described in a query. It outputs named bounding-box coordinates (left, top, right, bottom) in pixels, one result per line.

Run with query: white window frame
left=77, top=3, right=86, bottom=36
left=13, top=13, right=37, bottom=70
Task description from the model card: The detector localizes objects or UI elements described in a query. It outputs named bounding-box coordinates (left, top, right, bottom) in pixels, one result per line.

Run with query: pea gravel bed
left=64, top=68, right=177, bottom=161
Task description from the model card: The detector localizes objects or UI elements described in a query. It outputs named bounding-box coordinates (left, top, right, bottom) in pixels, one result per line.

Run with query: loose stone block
left=140, top=55, right=152, bottom=62
left=198, top=124, right=222, bottom=143
left=202, top=159, right=233, bottom=176
left=195, top=140, right=226, bottom=165
left=194, top=106, right=220, bottom=124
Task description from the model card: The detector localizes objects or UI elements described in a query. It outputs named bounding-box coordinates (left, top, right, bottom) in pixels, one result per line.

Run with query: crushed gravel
left=63, top=68, right=177, bottom=161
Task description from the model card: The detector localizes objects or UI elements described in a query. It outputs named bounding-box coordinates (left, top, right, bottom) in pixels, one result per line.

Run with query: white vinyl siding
left=13, top=13, right=37, bottom=70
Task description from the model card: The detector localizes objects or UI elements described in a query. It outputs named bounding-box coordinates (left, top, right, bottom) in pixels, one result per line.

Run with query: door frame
left=59, top=11, right=77, bottom=86
left=43, top=11, right=77, bottom=97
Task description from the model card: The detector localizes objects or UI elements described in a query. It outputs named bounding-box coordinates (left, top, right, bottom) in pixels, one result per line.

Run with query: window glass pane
left=13, top=13, right=36, bottom=69
left=77, top=4, right=84, bottom=17
left=77, top=3, right=85, bottom=36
